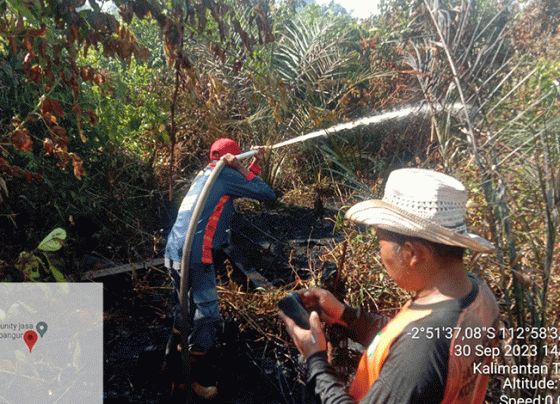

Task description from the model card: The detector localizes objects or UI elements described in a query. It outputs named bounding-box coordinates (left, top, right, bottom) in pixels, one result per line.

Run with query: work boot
left=167, top=328, right=218, bottom=399
left=164, top=349, right=218, bottom=400
left=161, top=331, right=183, bottom=397
left=192, top=381, right=218, bottom=400
left=190, top=351, right=218, bottom=399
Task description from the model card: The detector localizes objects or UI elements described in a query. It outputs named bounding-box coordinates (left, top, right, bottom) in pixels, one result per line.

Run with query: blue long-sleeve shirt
left=165, top=163, right=276, bottom=268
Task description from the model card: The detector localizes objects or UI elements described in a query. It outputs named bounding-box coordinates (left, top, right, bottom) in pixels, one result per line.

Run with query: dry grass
left=215, top=141, right=560, bottom=402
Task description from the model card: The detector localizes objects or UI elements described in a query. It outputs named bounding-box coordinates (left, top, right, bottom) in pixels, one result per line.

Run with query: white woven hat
left=345, top=168, right=494, bottom=253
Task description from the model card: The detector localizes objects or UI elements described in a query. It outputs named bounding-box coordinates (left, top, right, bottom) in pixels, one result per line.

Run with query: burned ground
left=102, top=194, right=363, bottom=403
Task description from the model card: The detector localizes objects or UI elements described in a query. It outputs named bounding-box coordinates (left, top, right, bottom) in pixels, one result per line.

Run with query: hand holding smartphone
left=278, top=291, right=318, bottom=330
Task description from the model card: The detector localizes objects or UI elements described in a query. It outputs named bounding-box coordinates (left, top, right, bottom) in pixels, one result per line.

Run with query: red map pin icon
left=24, top=330, right=38, bottom=353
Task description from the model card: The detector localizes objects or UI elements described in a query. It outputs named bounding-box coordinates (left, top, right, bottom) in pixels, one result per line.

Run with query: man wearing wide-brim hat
left=280, top=168, right=500, bottom=404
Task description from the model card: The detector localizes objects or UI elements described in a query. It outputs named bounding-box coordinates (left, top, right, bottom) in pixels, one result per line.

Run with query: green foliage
left=81, top=52, right=170, bottom=155
left=0, top=0, right=173, bottom=280
left=364, top=1, right=560, bottom=400
left=244, top=8, right=389, bottom=188
left=16, top=228, right=67, bottom=282
left=127, top=17, right=166, bottom=69
left=78, top=15, right=170, bottom=157
left=37, top=228, right=66, bottom=252
left=0, top=10, right=558, bottom=403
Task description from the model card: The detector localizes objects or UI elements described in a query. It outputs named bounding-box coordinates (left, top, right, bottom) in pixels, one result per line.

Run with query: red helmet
left=209, top=138, right=241, bottom=160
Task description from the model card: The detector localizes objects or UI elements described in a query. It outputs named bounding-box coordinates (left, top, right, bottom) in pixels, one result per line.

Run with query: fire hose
left=176, top=149, right=262, bottom=401
left=177, top=119, right=377, bottom=400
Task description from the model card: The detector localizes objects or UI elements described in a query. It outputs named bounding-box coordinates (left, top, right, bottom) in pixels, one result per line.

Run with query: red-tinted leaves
left=71, top=104, right=87, bottom=142
left=69, top=153, right=85, bottom=179
left=29, top=65, right=43, bottom=83
left=11, top=128, right=33, bottom=152
left=51, top=125, right=67, bottom=139
left=86, top=109, right=98, bottom=126
left=41, top=97, right=65, bottom=118
left=43, top=138, right=54, bottom=155
left=28, top=25, right=47, bottom=37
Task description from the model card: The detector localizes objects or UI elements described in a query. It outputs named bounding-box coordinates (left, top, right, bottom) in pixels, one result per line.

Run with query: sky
left=96, top=0, right=381, bottom=20
left=314, top=0, right=381, bottom=18
left=98, top=0, right=381, bottom=19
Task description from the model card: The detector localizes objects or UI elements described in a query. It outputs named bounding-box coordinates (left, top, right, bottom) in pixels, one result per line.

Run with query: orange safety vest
left=349, top=279, right=500, bottom=404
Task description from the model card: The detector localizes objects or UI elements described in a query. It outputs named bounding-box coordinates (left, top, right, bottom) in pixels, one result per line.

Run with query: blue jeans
left=168, top=262, right=221, bottom=353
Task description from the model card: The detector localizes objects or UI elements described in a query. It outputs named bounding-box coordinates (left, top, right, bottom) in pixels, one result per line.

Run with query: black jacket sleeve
left=306, top=305, right=449, bottom=404
left=307, top=351, right=356, bottom=404
left=342, top=306, right=391, bottom=347
left=305, top=306, right=391, bottom=404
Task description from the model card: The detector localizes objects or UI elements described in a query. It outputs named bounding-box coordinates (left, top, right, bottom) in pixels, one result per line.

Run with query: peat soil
left=101, top=196, right=359, bottom=403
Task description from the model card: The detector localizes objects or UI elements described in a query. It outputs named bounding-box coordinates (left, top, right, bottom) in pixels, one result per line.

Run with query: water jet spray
left=177, top=102, right=448, bottom=397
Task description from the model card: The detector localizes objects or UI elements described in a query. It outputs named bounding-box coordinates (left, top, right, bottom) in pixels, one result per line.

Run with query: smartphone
left=278, top=292, right=311, bottom=330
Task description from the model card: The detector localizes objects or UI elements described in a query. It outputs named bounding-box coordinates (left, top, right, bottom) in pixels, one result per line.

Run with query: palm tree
left=399, top=2, right=559, bottom=400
